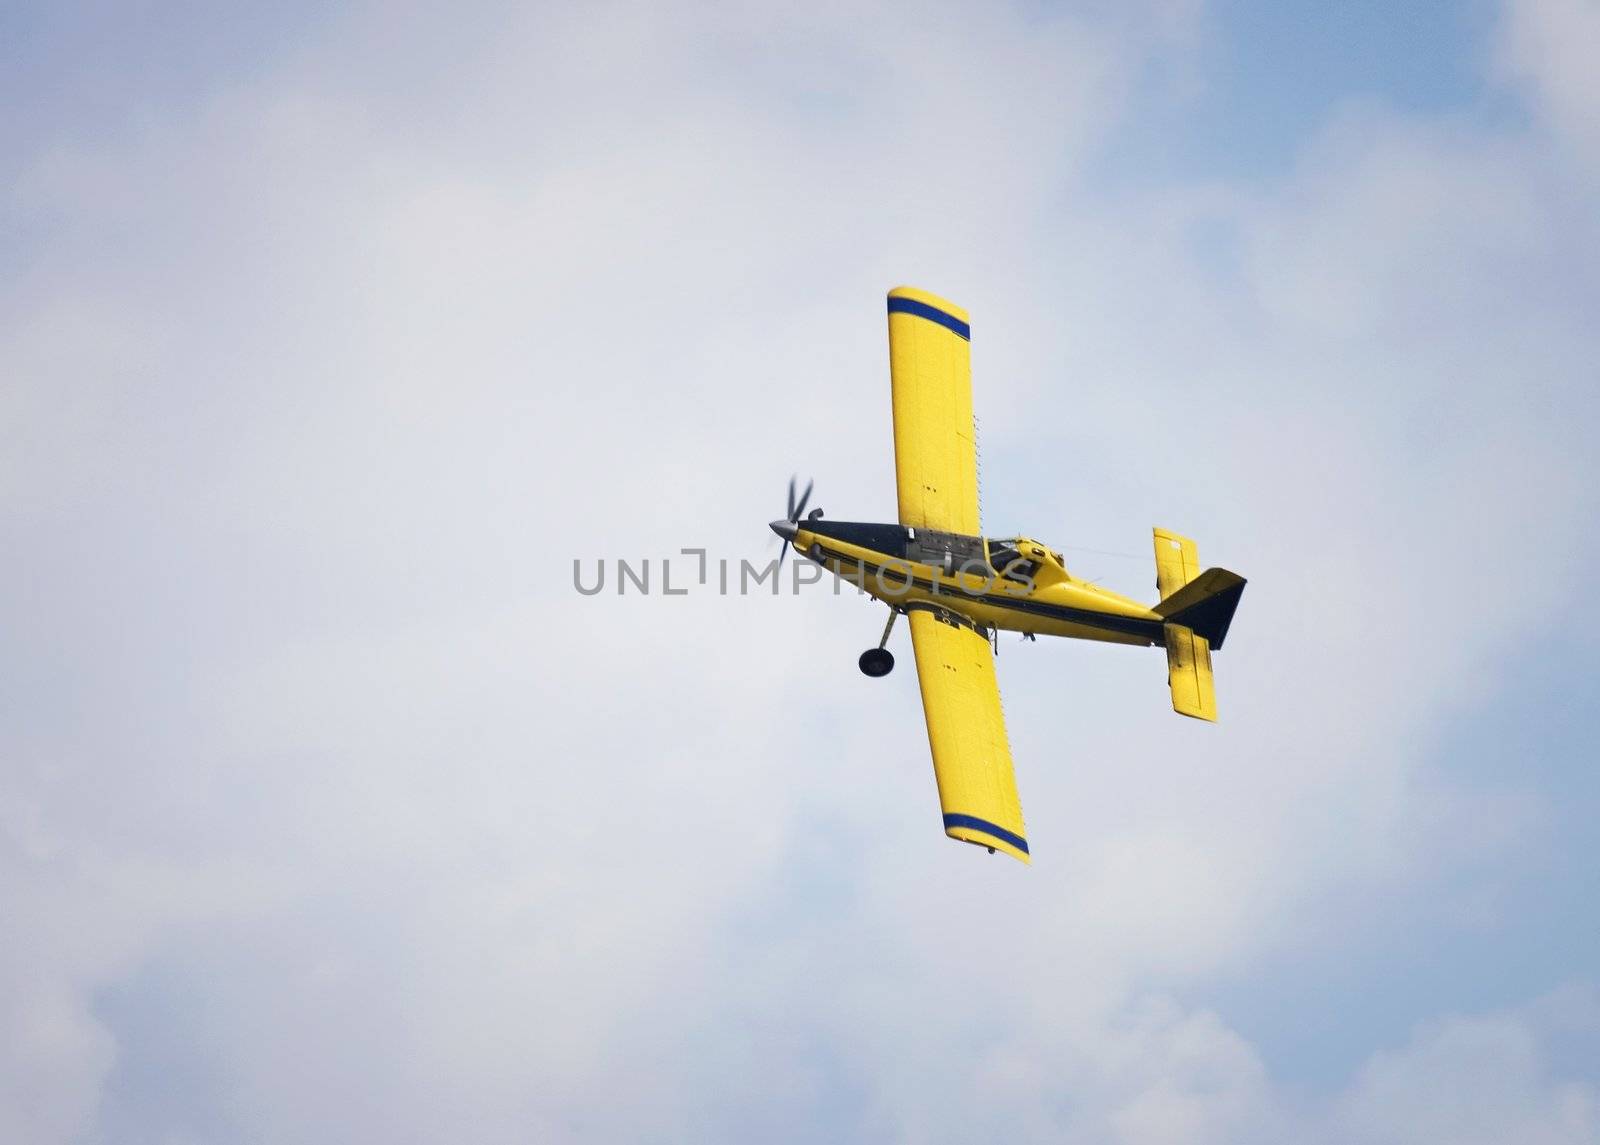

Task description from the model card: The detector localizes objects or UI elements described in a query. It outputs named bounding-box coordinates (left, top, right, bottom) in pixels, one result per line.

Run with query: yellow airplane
left=770, top=286, right=1245, bottom=864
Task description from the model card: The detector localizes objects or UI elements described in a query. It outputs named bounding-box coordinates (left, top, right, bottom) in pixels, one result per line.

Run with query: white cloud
left=1500, top=0, right=1600, bottom=170
left=1332, top=986, right=1600, bottom=1145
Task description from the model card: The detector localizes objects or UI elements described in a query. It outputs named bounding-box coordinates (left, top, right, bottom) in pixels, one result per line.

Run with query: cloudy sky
left=4, top=1, right=1599, bottom=1141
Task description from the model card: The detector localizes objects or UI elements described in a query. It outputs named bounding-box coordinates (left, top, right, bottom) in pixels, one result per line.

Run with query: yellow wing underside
left=887, top=286, right=980, bottom=535
left=907, top=608, right=1029, bottom=863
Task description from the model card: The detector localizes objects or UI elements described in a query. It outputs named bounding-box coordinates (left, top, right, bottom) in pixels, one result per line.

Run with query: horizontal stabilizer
left=1164, top=622, right=1217, bottom=721
left=1153, top=528, right=1200, bottom=599
left=1153, top=568, right=1246, bottom=650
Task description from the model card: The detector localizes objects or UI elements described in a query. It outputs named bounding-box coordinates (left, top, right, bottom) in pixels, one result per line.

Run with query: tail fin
left=1151, top=528, right=1247, bottom=722
left=1154, top=567, right=1246, bottom=649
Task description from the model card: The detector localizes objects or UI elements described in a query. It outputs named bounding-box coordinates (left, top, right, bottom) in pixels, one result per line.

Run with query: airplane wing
left=907, top=607, right=1029, bottom=863
left=887, top=286, right=980, bottom=535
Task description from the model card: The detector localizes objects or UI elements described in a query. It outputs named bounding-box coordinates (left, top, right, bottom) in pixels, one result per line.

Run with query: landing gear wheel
left=858, top=648, right=895, bottom=677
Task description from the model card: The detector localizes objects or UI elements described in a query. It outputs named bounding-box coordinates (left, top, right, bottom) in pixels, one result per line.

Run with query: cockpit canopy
left=987, top=537, right=1067, bottom=583
left=986, top=539, right=1028, bottom=580
left=902, top=527, right=1065, bottom=583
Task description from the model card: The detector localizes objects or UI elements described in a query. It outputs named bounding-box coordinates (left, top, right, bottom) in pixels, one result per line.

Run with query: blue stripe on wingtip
left=942, top=813, right=1028, bottom=854
left=887, top=296, right=971, bottom=341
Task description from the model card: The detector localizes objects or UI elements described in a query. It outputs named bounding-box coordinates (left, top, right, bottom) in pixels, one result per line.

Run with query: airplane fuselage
left=790, top=518, right=1164, bottom=648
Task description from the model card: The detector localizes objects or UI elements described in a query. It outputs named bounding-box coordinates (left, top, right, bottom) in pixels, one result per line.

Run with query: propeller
left=788, top=475, right=813, bottom=524
left=770, top=475, right=817, bottom=569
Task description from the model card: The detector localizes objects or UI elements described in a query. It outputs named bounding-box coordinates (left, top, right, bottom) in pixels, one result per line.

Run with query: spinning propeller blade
left=773, top=475, right=816, bottom=571
left=792, top=478, right=813, bottom=523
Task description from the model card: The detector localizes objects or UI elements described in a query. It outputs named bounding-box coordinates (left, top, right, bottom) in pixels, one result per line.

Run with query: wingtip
left=945, top=822, right=1031, bottom=865
left=887, top=285, right=970, bottom=323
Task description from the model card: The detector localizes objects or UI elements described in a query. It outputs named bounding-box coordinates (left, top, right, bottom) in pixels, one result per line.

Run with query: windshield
left=985, top=538, right=1038, bottom=582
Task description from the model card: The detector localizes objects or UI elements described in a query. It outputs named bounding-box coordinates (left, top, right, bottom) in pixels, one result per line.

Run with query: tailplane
left=1164, top=623, right=1216, bottom=721
left=1151, top=528, right=1247, bottom=722
left=1153, top=527, right=1200, bottom=600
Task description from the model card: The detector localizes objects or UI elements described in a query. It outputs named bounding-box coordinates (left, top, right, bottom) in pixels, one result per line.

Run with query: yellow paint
left=887, top=286, right=980, bottom=535
left=1163, top=622, right=1217, bottom=721
left=907, top=608, right=1029, bottom=863
left=1153, top=528, right=1200, bottom=600
left=792, top=526, right=1161, bottom=646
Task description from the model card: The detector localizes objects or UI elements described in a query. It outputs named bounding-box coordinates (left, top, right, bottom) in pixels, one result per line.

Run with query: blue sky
left=3, top=2, right=1599, bottom=1142
left=1208, top=613, right=1600, bottom=1073
left=1102, top=1, right=1503, bottom=180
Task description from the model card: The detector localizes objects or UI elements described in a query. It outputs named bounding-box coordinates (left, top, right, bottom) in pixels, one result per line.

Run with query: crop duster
left=770, top=287, right=1246, bottom=864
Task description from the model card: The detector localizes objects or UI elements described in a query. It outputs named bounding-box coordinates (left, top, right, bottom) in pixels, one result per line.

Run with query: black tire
left=859, top=648, right=895, bottom=677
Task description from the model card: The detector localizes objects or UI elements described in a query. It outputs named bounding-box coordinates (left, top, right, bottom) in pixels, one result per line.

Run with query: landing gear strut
left=859, top=607, right=900, bottom=678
